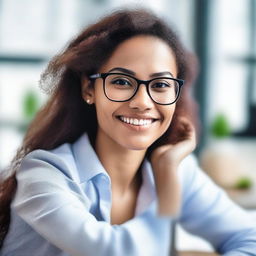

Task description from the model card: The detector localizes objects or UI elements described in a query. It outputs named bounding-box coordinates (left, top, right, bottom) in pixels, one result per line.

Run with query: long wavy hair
left=0, top=8, right=198, bottom=247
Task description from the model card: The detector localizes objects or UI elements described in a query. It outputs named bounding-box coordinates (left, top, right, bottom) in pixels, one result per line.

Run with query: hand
left=151, top=117, right=197, bottom=170
left=150, top=118, right=197, bottom=216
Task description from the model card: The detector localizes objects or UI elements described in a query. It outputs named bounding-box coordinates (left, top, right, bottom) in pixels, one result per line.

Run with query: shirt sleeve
left=13, top=150, right=171, bottom=256
left=178, top=155, right=256, bottom=255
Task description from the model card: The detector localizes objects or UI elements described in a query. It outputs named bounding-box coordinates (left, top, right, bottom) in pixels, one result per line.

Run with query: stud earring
left=86, top=99, right=91, bottom=104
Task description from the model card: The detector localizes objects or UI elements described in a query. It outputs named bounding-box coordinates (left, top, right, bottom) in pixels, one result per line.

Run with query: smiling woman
left=0, top=8, right=256, bottom=256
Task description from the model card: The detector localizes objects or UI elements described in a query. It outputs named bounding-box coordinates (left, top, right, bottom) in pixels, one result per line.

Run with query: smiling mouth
left=117, top=116, right=158, bottom=126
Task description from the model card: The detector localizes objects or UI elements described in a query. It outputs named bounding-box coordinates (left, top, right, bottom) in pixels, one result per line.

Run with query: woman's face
left=83, top=35, right=178, bottom=151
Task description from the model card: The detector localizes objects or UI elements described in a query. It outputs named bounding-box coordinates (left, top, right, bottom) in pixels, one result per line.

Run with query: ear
left=81, top=76, right=95, bottom=104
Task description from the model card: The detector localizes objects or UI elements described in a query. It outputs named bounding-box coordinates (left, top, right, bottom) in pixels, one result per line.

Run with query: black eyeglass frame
left=89, top=72, right=184, bottom=105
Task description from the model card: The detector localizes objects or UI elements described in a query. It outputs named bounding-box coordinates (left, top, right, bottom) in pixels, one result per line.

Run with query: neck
left=95, top=131, right=145, bottom=195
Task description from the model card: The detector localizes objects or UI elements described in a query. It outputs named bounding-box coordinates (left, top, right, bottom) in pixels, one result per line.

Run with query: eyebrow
left=107, top=67, right=174, bottom=78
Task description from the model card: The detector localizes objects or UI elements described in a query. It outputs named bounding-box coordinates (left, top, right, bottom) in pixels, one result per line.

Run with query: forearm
left=179, top=156, right=256, bottom=255
left=152, top=163, right=181, bottom=216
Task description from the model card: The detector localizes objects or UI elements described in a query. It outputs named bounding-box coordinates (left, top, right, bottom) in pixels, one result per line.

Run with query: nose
left=128, top=84, right=154, bottom=110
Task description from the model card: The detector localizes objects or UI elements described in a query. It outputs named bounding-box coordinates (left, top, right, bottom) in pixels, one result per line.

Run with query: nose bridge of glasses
left=136, top=78, right=151, bottom=88
left=135, top=79, right=151, bottom=98
left=132, top=79, right=152, bottom=102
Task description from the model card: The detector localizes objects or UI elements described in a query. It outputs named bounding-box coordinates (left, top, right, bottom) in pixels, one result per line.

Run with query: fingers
left=150, top=144, right=172, bottom=164
left=179, top=118, right=197, bottom=151
left=171, top=117, right=197, bottom=145
left=151, top=117, right=197, bottom=164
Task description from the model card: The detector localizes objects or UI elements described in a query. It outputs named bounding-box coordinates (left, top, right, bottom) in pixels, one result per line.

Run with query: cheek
left=162, top=105, right=176, bottom=126
left=93, top=90, right=119, bottom=129
left=94, top=100, right=111, bottom=126
left=93, top=95, right=109, bottom=127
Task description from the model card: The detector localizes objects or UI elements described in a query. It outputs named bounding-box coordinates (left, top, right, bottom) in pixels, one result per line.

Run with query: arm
left=13, top=151, right=171, bottom=256
left=150, top=117, right=256, bottom=255
left=151, top=117, right=196, bottom=216
left=178, top=155, right=256, bottom=255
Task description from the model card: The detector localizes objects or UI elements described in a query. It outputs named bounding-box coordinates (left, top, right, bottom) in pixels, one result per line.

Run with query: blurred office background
left=1, top=0, right=256, bottom=190
left=0, top=0, right=256, bottom=252
left=1, top=0, right=256, bottom=191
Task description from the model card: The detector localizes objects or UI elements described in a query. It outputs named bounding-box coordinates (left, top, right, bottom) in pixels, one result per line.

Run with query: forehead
left=100, top=35, right=178, bottom=78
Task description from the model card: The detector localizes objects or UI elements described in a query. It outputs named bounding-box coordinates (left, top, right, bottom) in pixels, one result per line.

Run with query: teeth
left=119, top=116, right=154, bottom=126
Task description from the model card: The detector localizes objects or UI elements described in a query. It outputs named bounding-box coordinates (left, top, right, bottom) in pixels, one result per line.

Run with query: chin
left=120, top=138, right=155, bottom=151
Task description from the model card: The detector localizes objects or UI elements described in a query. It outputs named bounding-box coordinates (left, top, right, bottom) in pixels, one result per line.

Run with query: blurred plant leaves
left=235, top=177, right=253, bottom=189
left=211, top=113, right=231, bottom=138
left=22, top=90, right=40, bottom=121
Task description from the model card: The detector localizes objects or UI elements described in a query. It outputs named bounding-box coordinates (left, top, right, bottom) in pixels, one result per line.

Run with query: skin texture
left=82, top=35, right=196, bottom=223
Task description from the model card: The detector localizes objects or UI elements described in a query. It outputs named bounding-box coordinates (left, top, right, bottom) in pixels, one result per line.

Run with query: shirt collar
left=72, top=133, right=109, bottom=183
left=72, top=133, right=156, bottom=204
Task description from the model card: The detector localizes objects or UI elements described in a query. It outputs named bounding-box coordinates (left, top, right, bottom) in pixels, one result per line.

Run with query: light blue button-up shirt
left=1, top=133, right=256, bottom=256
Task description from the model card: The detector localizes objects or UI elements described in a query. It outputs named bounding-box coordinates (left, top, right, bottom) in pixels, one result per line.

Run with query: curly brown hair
left=0, top=8, right=198, bottom=247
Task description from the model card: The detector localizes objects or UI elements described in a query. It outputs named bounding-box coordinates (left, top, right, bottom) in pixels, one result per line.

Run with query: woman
left=0, top=9, right=255, bottom=256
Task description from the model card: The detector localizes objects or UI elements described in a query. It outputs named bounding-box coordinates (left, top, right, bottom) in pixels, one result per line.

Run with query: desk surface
left=178, top=252, right=219, bottom=256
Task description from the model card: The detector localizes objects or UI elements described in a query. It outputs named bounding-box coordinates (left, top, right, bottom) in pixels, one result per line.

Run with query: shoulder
left=17, top=133, right=106, bottom=187
left=178, top=153, right=199, bottom=181
left=13, top=141, right=92, bottom=211
left=18, top=142, right=79, bottom=183
left=177, top=154, right=210, bottom=198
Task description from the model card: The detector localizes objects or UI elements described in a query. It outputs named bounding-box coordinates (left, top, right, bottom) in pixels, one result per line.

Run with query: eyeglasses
left=89, top=72, right=184, bottom=105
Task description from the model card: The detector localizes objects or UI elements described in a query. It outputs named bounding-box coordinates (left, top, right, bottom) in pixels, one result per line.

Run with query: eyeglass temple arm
left=89, top=74, right=101, bottom=79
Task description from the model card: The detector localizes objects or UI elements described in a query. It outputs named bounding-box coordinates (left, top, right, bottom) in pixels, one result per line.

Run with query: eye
left=151, top=82, right=171, bottom=88
left=151, top=79, right=172, bottom=90
left=107, top=74, right=137, bottom=89
left=111, top=78, right=132, bottom=86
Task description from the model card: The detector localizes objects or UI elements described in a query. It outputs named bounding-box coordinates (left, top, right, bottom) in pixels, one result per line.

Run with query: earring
left=86, top=99, right=91, bottom=104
